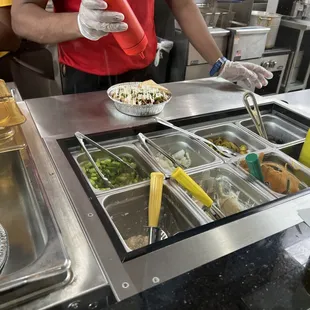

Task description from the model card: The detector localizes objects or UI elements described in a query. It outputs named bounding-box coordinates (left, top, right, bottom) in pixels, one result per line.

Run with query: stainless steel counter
left=281, top=18, right=310, bottom=31
left=26, top=78, right=254, bottom=139
left=266, top=90, right=310, bottom=116
left=15, top=78, right=310, bottom=308
left=13, top=103, right=113, bottom=309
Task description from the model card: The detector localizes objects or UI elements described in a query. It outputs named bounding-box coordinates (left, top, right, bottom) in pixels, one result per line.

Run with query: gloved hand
left=78, top=0, right=128, bottom=41
left=219, top=60, right=273, bottom=89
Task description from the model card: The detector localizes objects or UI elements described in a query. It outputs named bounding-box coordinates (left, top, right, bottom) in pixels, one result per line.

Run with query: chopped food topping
left=156, top=149, right=191, bottom=171
left=126, top=235, right=148, bottom=250
left=208, top=137, right=248, bottom=155
left=240, top=153, right=305, bottom=194
left=80, top=155, right=148, bottom=190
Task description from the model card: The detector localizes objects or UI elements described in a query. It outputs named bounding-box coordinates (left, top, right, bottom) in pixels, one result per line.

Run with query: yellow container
left=299, top=129, right=310, bottom=168
left=0, top=80, right=26, bottom=127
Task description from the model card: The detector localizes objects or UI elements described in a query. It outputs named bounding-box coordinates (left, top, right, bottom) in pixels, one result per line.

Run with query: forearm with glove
left=12, top=0, right=127, bottom=44
left=166, top=0, right=273, bottom=89
left=78, top=0, right=128, bottom=41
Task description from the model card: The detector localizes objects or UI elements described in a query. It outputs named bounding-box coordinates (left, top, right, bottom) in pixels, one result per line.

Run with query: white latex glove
left=219, top=60, right=273, bottom=89
left=78, top=0, right=128, bottom=41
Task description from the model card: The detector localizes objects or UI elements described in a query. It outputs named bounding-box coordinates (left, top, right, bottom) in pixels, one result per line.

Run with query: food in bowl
left=111, top=80, right=171, bottom=106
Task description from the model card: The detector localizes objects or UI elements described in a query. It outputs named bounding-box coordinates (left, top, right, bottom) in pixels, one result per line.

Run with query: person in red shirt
left=11, top=0, right=273, bottom=94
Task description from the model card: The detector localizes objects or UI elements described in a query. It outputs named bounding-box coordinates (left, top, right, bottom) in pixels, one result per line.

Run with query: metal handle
left=137, top=133, right=187, bottom=170
left=155, top=117, right=215, bottom=147
left=75, top=132, right=136, bottom=172
left=154, top=117, right=231, bottom=156
left=75, top=132, right=114, bottom=188
left=243, top=93, right=268, bottom=140
left=258, top=16, right=272, bottom=21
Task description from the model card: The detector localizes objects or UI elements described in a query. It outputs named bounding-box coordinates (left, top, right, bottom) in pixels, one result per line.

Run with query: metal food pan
left=100, top=183, right=206, bottom=252
left=73, top=145, right=156, bottom=195
left=279, top=142, right=304, bottom=162
left=192, top=123, right=267, bottom=161
left=0, top=150, right=70, bottom=305
left=238, top=114, right=307, bottom=147
left=234, top=150, right=310, bottom=198
left=140, top=133, right=222, bottom=174
left=172, top=165, right=273, bottom=221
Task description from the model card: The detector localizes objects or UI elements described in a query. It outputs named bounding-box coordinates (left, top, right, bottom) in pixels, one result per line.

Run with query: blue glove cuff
left=210, top=57, right=227, bottom=77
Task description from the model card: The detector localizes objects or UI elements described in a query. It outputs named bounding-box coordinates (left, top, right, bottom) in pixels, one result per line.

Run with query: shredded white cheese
left=112, top=85, right=170, bottom=106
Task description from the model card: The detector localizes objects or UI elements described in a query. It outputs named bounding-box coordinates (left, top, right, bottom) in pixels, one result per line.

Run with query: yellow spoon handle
left=148, top=172, right=164, bottom=227
left=299, top=129, right=310, bottom=168
left=171, top=167, right=213, bottom=208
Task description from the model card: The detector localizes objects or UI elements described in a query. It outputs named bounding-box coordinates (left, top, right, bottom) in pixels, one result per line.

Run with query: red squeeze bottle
left=105, top=0, right=148, bottom=58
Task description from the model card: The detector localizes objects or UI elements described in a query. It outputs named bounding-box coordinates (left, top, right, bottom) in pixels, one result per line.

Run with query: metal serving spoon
left=155, top=117, right=237, bottom=158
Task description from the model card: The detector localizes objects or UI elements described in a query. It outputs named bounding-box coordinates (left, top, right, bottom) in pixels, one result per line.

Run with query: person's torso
left=53, top=0, right=157, bottom=76
left=0, top=0, right=12, bottom=58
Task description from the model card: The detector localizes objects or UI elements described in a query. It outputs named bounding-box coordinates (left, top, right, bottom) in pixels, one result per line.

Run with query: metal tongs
left=243, top=92, right=268, bottom=140
left=75, top=132, right=137, bottom=188
left=137, top=133, right=187, bottom=171
left=155, top=117, right=237, bottom=158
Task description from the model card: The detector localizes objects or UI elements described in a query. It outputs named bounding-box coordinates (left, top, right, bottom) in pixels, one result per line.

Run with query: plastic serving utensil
left=245, top=153, right=264, bottom=183
left=171, top=167, right=226, bottom=218
left=148, top=172, right=168, bottom=244
left=171, top=167, right=213, bottom=207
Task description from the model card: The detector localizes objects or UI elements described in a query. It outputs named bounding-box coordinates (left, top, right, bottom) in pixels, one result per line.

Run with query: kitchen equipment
left=235, top=48, right=290, bottom=95
left=246, top=153, right=265, bottom=182
left=137, top=133, right=187, bottom=170
left=175, top=4, right=220, bottom=28
left=227, top=26, right=270, bottom=61
left=243, top=92, right=268, bottom=140
left=102, top=183, right=204, bottom=252
left=186, top=28, right=230, bottom=67
left=0, top=80, right=26, bottom=128
left=0, top=126, right=27, bottom=154
left=155, top=117, right=237, bottom=158
left=105, top=0, right=148, bottom=58
left=0, top=224, right=8, bottom=273
left=148, top=172, right=168, bottom=244
left=250, top=11, right=282, bottom=49
left=0, top=150, right=70, bottom=307
left=178, top=165, right=272, bottom=221
left=291, top=0, right=310, bottom=19
left=299, top=129, right=310, bottom=168
left=239, top=114, right=307, bottom=147
left=171, top=167, right=226, bottom=219
left=0, top=80, right=11, bottom=99
left=74, top=144, right=152, bottom=195
left=107, top=82, right=172, bottom=117
left=236, top=151, right=310, bottom=197
left=217, top=9, right=236, bottom=27
left=193, top=123, right=267, bottom=160
left=75, top=132, right=137, bottom=189
left=197, top=3, right=221, bottom=26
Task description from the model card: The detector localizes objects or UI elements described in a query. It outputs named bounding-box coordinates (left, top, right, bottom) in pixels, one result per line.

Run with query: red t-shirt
left=53, top=0, right=157, bottom=76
